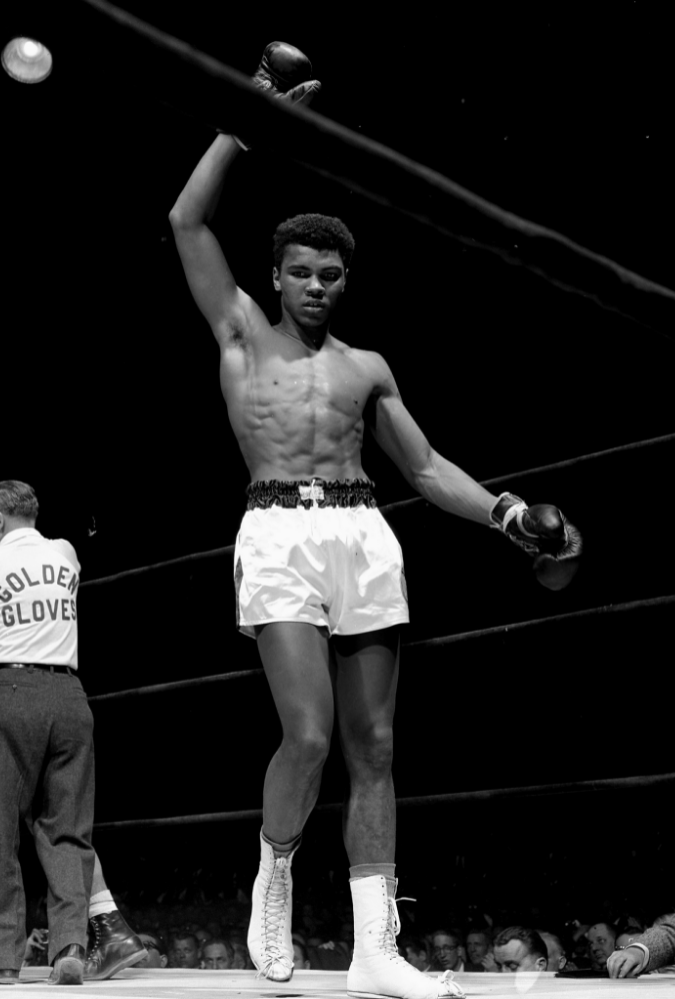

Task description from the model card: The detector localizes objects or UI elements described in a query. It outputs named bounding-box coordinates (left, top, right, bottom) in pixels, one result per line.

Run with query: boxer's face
left=274, top=245, right=346, bottom=327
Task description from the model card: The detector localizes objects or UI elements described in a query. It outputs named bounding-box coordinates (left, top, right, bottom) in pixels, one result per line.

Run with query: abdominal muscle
left=220, top=335, right=375, bottom=483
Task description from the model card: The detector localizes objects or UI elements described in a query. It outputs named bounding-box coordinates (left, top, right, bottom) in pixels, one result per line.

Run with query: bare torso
left=219, top=320, right=385, bottom=482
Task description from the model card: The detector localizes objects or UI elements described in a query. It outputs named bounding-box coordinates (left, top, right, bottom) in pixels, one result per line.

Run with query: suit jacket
left=635, top=914, right=675, bottom=972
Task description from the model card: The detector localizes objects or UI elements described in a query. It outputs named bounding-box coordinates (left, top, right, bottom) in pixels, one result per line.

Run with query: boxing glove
left=234, top=42, right=321, bottom=150
left=490, top=492, right=583, bottom=590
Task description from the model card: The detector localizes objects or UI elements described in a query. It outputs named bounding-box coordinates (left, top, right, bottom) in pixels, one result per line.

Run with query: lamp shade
left=2, top=37, right=53, bottom=83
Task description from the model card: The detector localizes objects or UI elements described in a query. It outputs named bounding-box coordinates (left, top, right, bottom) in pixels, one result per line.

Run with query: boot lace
left=257, top=859, right=291, bottom=977
left=89, top=920, right=103, bottom=962
left=383, top=895, right=416, bottom=962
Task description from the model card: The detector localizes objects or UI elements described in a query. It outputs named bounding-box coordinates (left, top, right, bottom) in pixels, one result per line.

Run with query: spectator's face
left=587, top=924, right=615, bottom=968
left=170, top=937, right=200, bottom=968
left=467, top=933, right=489, bottom=963
left=404, top=946, right=428, bottom=971
left=494, top=940, right=546, bottom=973
left=432, top=934, right=461, bottom=971
left=202, top=943, right=231, bottom=969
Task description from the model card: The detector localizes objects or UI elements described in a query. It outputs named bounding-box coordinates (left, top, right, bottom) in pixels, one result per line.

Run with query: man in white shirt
left=0, top=480, right=144, bottom=985
left=0, top=480, right=96, bottom=984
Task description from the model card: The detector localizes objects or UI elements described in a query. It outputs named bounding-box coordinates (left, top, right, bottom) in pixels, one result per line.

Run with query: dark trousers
left=0, top=668, right=95, bottom=970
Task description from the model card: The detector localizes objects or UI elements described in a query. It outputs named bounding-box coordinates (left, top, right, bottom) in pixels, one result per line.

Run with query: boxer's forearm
left=169, top=133, right=241, bottom=227
left=414, top=451, right=498, bottom=525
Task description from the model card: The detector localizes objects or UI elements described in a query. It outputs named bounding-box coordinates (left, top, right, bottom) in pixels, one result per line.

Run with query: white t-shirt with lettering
left=0, top=527, right=80, bottom=668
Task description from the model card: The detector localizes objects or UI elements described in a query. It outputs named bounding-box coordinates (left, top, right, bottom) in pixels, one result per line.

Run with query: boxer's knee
left=342, top=722, right=394, bottom=779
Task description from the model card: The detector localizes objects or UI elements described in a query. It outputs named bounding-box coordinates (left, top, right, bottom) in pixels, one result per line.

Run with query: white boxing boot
left=348, top=876, right=466, bottom=999
left=247, top=832, right=296, bottom=981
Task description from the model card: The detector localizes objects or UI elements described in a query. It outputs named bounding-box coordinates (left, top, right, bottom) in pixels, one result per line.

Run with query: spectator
left=293, top=940, right=310, bottom=970
left=492, top=927, right=548, bottom=973
left=194, top=928, right=213, bottom=951
left=397, top=936, right=431, bottom=972
left=136, top=933, right=168, bottom=969
left=465, top=929, right=492, bottom=971
left=229, top=935, right=253, bottom=970
left=608, top=912, right=675, bottom=978
left=430, top=929, right=464, bottom=973
left=615, top=926, right=641, bottom=950
left=168, top=933, right=200, bottom=969
left=201, top=939, right=234, bottom=969
left=586, top=922, right=616, bottom=972
left=538, top=931, right=567, bottom=972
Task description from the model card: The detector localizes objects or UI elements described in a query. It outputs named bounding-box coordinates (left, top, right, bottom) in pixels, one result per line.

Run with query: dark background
left=3, top=2, right=674, bottom=915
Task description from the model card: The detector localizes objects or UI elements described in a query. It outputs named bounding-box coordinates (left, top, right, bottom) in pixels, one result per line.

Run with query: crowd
left=22, top=887, right=675, bottom=975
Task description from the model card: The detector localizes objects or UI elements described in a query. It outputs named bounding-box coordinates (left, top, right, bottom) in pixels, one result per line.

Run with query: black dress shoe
left=84, top=910, right=147, bottom=980
left=48, top=944, right=85, bottom=985
left=0, top=969, right=19, bottom=985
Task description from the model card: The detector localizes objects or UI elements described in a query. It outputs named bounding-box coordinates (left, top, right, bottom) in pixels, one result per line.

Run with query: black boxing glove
left=489, top=492, right=583, bottom=591
left=234, top=41, right=321, bottom=151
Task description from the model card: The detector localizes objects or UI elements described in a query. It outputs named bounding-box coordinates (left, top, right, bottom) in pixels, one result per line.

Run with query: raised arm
left=168, top=43, right=320, bottom=347
left=169, top=133, right=252, bottom=343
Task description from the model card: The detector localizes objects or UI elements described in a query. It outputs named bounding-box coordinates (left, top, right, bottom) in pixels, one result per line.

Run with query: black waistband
left=0, top=663, right=73, bottom=674
left=246, top=478, right=377, bottom=510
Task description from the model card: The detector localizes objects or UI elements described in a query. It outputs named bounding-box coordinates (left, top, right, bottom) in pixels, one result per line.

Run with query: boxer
left=168, top=42, right=581, bottom=999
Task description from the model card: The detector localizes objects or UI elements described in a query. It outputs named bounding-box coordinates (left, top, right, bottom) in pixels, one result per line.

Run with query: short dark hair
left=467, top=927, right=493, bottom=944
left=398, top=935, right=429, bottom=956
left=273, top=213, right=355, bottom=271
left=170, top=932, right=199, bottom=948
left=139, top=932, right=167, bottom=955
left=431, top=928, right=462, bottom=945
left=494, top=926, right=548, bottom=962
left=0, top=480, right=39, bottom=521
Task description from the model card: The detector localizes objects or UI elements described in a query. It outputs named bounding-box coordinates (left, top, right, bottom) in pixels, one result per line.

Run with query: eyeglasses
left=434, top=945, right=459, bottom=954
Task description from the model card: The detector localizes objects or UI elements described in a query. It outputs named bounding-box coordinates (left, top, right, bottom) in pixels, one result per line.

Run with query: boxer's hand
left=490, top=493, right=583, bottom=590
left=607, top=948, right=644, bottom=978
left=235, top=41, right=320, bottom=150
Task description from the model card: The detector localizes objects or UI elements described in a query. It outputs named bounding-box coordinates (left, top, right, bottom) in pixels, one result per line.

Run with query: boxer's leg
left=334, top=627, right=399, bottom=866
left=336, top=627, right=464, bottom=999
left=248, top=622, right=334, bottom=980
left=257, top=622, right=334, bottom=841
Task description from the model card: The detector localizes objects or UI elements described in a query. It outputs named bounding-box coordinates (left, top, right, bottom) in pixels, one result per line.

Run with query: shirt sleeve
left=48, top=538, right=81, bottom=575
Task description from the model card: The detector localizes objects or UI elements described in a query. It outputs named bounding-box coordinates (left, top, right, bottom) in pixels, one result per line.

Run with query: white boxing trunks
left=234, top=479, right=409, bottom=639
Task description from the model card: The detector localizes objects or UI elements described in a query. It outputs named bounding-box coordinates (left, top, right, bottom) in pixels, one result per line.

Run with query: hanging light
left=2, top=37, right=53, bottom=83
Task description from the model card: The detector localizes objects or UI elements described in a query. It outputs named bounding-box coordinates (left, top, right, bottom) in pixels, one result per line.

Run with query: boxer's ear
left=273, top=266, right=281, bottom=291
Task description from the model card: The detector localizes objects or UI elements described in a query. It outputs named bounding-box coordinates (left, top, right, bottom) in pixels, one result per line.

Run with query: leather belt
left=0, top=663, right=73, bottom=674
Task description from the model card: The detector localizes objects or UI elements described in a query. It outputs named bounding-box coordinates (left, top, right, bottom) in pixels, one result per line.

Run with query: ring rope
left=92, top=771, right=675, bottom=831
left=80, top=431, right=675, bottom=590
left=86, top=593, right=675, bottom=704
left=82, top=0, right=675, bottom=338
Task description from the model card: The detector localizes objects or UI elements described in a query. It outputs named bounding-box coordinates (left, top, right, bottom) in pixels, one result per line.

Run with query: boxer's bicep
left=367, top=355, right=432, bottom=485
